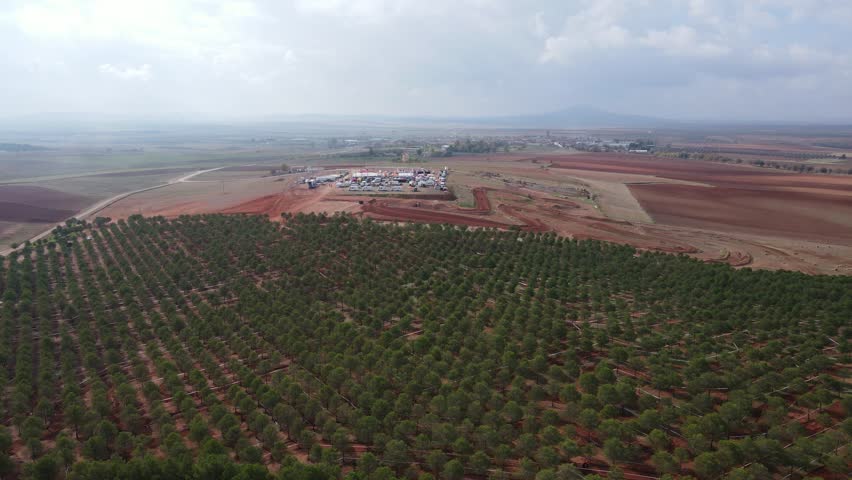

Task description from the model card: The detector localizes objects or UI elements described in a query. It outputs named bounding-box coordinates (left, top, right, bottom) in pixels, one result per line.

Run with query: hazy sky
left=2, top=0, right=851, bottom=121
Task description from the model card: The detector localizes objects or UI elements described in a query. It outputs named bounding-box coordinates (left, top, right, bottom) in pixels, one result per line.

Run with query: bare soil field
left=0, top=185, right=90, bottom=222
left=95, top=153, right=852, bottom=274
left=0, top=220, right=49, bottom=244
left=98, top=174, right=300, bottom=218
left=0, top=202, right=78, bottom=223
left=671, top=142, right=837, bottom=155
left=545, top=153, right=790, bottom=179
left=219, top=165, right=282, bottom=172
left=84, top=167, right=194, bottom=177
left=629, top=182, right=852, bottom=243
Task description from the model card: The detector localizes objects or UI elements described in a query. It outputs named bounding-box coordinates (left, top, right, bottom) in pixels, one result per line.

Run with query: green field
left=1, top=214, right=848, bottom=479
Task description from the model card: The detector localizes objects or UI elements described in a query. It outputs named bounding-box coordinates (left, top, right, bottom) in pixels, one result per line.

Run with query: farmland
left=0, top=186, right=92, bottom=248
left=0, top=214, right=849, bottom=479
left=93, top=152, right=852, bottom=275
left=5, top=123, right=852, bottom=273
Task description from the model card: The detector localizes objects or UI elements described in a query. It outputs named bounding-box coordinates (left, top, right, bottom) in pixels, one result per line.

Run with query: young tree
left=693, top=452, right=726, bottom=480
left=442, top=459, right=465, bottom=480
left=189, top=416, right=210, bottom=444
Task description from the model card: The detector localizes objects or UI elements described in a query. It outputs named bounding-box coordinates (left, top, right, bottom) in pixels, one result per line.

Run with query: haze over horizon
left=2, top=0, right=852, bottom=123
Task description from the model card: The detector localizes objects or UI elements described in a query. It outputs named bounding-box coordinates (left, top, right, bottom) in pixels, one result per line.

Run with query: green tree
left=383, top=440, right=409, bottom=473
left=651, top=451, right=679, bottom=475
left=442, top=459, right=464, bottom=480
left=469, top=451, right=491, bottom=475
left=693, top=452, right=725, bottom=480
left=357, top=452, right=379, bottom=475
left=189, top=416, right=210, bottom=444
left=426, top=450, right=447, bottom=474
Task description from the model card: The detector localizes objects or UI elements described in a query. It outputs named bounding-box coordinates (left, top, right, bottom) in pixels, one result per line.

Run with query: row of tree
left=0, top=213, right=848, bottom=480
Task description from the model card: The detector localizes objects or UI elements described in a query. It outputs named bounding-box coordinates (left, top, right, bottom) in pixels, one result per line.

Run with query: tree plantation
left=0, top=213, right=849, bottom=480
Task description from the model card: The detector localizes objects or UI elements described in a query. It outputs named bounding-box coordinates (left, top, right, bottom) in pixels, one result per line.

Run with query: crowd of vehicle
left=331, top=167, right=449, bottom=193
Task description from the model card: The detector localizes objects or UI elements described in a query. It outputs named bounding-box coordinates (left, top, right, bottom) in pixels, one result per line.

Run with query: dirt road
left=0, top=167, right=224, bottom=256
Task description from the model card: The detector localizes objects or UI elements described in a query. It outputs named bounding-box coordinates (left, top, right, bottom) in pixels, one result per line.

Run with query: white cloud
left=539, top=0, right=630, bottom=63
left=99, top=63, right=152, bottom=81
left=11, top=0, right=259, bottom=60
left=748, top=44, right=847, bottom=71
left=641, top=26, right=730, bottom=58
left=531, top=12, right=548, bottom=38
left=787, top=44, right=842, bottom=66
left=538, top=4, right=730, bottom=63
left=1, top=0, right=851, bottom=120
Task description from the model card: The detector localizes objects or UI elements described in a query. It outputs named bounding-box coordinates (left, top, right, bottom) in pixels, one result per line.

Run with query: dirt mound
left=455, top=187, right=492, bottom=215
left=220, top=186, right=334, bottom=218
left=362, top=200, right=511, bottom=228
left=707, top=250, right=753, bottom=267
left=472, top=187, right=491, bottom=211
left=548, top=198, right=581, bottom=209
left=220, top=194, right=283, bottom=215
left=497, top=204, right=549, bottom=232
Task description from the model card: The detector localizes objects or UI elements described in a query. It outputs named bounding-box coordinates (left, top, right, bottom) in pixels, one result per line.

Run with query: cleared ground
left=0, top=221, right=49, bottom=246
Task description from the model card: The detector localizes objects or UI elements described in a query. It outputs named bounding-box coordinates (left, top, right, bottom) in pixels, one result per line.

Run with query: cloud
left=99, top=63, right=152, bottom=81
left=531, top=12, right=548, bottom=38
left=538, top=3, right=730, bottom=63
left=640, top=26, right=730, bottom=58
left=538, top=0, right=630, bottom=64
left=10, top=0, right=261, bottom=60
left=0, top=0, right=850, bottom=120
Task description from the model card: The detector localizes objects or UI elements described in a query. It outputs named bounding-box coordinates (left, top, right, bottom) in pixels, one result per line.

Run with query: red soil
left=707, top=250, right=753, bottom=267
left=531, top=153, right=852, bottom=245
left=546, top=153, right=852, bottom=192
left=673, top=142, right=833, bottom=153
left=362, top=199, right=513, bottom=229
left=629, top=182, right=852, bottom=244
left=472, top=187, right=491, bottom=211
left=496, top=204, right=549, bottom=232
left=220, top=187, right=332, bottom=217
left=453, top=187, right=492, bottom=215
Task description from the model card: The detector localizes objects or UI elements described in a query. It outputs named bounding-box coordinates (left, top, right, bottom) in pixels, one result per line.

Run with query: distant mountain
left=0, top=106, right=672, bottom=132
left=274, top=106, right=674, bottom=129
left=466, top=105, right=671, bottom=128
left=0, top=142, right=47, bottom=152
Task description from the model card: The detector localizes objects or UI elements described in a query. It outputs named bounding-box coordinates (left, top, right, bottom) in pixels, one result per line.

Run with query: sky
left=1, top=0, right=851, bottom=122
